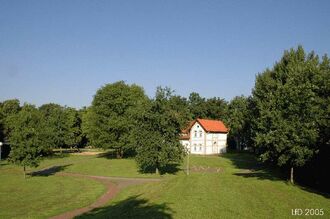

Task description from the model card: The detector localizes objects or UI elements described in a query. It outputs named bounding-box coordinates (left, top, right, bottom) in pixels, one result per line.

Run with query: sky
left=1, top=0, right=330, bottom=108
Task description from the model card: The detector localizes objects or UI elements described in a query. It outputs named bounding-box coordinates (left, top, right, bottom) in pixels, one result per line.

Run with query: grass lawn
left=0, top=161, right=105, bottom=219
left=34, top=152, right=162, bottom=178
left=76, top=153, right=330, bottom=219
left=1, top=152, right=329, bottom=218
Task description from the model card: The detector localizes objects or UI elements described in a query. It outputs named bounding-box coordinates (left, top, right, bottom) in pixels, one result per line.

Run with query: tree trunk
left=290, top=167, right=294, bottom=184
left=23, top=165, right=26, bottom=179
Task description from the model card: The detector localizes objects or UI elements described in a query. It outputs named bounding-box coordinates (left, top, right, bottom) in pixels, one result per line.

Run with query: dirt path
left=49, top=173, right=161, bottom=219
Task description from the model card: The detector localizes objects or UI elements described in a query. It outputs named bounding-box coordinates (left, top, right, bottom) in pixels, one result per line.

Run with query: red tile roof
left=196, top=118, right=228, bottom=133
left=180, top=119, right=228, bottom=138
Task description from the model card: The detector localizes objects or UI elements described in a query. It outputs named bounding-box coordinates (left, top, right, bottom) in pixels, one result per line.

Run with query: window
left=214, top=141, right=217, bottom=145
left=194, top=130, right=197, bottom=137
left=199, top=130, right=202, bottom=137
left=194, top=144, right=197, bottom=151
left=199, top=144, right=202, bottom=151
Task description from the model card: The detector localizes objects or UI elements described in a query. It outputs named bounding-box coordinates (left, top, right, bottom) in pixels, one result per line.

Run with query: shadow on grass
left=297, top=185, right=330, bottom=199
left=234, top=171, right=282, bottom=181
left=76, top=195, right=174, bottom=219
left=0, top=162, right=7, bottom=167
left=160, top=163, right=182, bottom=175
left=222, top=152, right=285, bottom=181
left=96, top=151, right=117, bottom=159
left=96, top=150, right=136, bottom=159
left=139, top=163, right=182, bottom=175
left=29, top=164, right=72, bottom=177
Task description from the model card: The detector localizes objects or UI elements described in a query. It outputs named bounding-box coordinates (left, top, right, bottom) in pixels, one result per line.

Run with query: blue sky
left=1, top=0, right=329, bottom=108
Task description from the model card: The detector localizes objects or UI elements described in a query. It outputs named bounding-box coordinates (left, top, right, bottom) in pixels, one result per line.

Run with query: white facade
left=180, top=121, right=227, bottom=155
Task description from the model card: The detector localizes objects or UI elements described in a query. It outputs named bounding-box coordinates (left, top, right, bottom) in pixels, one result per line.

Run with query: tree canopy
left=7, top=104, right=44, bottom=177
left=252, top=46, right=328, bottom=183
left=84, top=81, right=149, bottom=157
left=134, top=87, right=185, bottom=174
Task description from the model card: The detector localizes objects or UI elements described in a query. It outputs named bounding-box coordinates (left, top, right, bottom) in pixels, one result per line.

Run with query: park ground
left=0, top=151, right=329, bottom=219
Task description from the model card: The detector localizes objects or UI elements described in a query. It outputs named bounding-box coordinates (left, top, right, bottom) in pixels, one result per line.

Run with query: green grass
left=76, top=153, right=330, bottom=219
left=1, top=152, right=329, bottom=219
left=0, top=161, right=105, bottom=219
left=34, top=153, right=162, bottom=178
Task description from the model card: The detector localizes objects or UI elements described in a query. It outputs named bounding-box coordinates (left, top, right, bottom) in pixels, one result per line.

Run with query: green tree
left=252, top=46, right=323, bottom=183
left=168, top=95, right=192, bottom=129
left=7, top=104, right=44, bottom=178
left=188, top=92, right=207, bottom=119
left=227, top=96, right=251, bottom=150
left=85, top=81, right=148, bottom=157
left=134, top=87, right=185, bottom=174
left=205, top=97, right=228, bottom=120
left=0, top=99, right=20, bottom=142
left=39, top=103, right=68, bottom=152
left=64, top=107, right=83, bottom=149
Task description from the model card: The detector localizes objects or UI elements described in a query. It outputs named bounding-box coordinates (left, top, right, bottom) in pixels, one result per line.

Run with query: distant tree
left=64, top=107, right=83, bottom=149
left=7, top=104, right=44, bottom=178
left=85, top=81, right=149, bottom=158
left=39, top=103, right=68, bottom=151
left=252, top=46, right=323, bottom=183
left=168, top=95, right=192, bottom=129
left=134, top=87, right=185, bottom=174
left=78, top=107, right=89, bottom=147
left=188, top=92, right=207, bottom=119
left=204, top=97, right=228, bottom=120
left=0, top=99, right=20, bottom=142
left=0, top=102, right=4, bottom=143
left=227, top=96, right=250, bottom=150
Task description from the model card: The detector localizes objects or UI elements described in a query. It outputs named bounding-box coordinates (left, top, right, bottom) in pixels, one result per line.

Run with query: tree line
left=0, top=46, right=329, bottom=192
left=0, top=83, right=236, bottom=176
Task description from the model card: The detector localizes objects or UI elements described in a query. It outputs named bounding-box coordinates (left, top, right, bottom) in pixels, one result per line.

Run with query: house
left=179, top=118, right=228, bottom=155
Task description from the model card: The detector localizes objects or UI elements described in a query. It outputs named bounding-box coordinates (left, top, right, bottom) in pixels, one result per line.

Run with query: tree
left=188, top=92, right=207, bottom=119
left=252, top=46, right=323, bottom=183
left=188, top=93, right=228, bottom=121
left=64, top=107, right=83, bottom=149
left=85, top=81, right=149, bottom=157
left=134, top=87, right=185, bottom=174
left=39, top=103, right=68, bottom=152
left=227, top=96, right=250, bottom=150
left=0, top=99, right=20, bottom=142
left=167, top=95, right=192, bottom=129
left=204, top=97, right=228, bottom=120
left=7, top=104, right=44, bottom=178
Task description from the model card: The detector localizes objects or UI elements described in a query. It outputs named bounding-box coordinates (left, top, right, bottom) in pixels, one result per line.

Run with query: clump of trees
left=0, top=100, right=85, bottom=177
left=1, top=46, right=328, bottom=191
left=252, top=46, right=330, bottom=185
